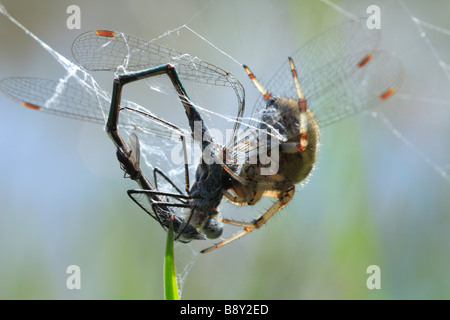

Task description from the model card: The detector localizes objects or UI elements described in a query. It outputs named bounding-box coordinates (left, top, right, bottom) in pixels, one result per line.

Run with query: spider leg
left=223, top=171, right=293, bottom=205
left=200, top=186, right=295, bottom=253
left=288, top=57, right=308, bottom=152
left=243, top=61, right=308, bottom=153
left=222, top=188, right=248, bottom=206
left=218, top=163, right=249, bottom=186
left=243, top=65, right=272, bottom=101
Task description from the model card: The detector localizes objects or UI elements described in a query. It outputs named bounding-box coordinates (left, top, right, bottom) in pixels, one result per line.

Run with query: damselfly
left=0, top=18, right=402, bottom=253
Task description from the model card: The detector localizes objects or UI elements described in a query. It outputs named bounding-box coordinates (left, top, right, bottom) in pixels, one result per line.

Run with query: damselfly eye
left=201, top=215, right=223, bottom=239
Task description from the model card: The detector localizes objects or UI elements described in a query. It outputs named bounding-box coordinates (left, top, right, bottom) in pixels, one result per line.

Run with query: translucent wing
left=0, top=77, right=190, bottom=140
left=224, top=19, right=403, bottom=176
left=304, top=50, right=402, bottom=127
left=126, top=133, right=141, bottom=168
left=252, top=18, right=403, bottom=128
left=0, top=76, right=204, bottom=239
left=71, top=30, right=245, bottom=135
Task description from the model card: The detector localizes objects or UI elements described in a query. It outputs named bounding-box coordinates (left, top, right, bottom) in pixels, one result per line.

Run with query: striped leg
left=243, top=61, right=309, bottom=153
left=201, top=186, right=295, bottom=253
left=243, top=65, right=272, bottom=101
left=288, top=57, right=308, bottom=152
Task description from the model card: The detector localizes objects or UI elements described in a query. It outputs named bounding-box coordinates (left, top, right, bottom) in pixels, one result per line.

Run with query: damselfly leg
left=105, top=63, right=225, bottom=241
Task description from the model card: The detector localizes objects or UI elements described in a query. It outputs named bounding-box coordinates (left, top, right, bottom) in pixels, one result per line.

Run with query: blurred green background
left=0, top=0, right=448, bottom=299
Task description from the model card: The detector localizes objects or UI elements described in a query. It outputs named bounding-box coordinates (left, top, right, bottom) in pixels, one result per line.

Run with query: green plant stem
left=164, top=215, right=179, bottom=300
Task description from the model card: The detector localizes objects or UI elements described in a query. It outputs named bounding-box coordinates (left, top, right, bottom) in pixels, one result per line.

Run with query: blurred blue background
left=0, top=0, right=448, bottom=299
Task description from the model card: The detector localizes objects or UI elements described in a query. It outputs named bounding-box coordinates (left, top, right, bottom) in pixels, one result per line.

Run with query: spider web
left=166, top=0, right=449, bottom=185
left=0, top=0, right=448, bottom=299
left=318, top=0, right=450, bottom=181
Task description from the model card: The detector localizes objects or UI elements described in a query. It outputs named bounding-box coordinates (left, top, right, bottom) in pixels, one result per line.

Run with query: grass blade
left=164, top=215, right=179, bottom=300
